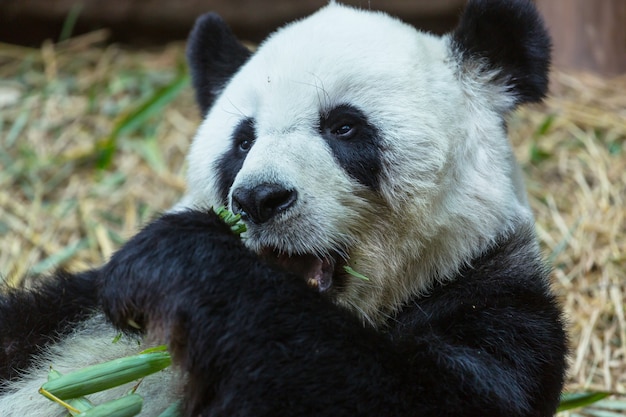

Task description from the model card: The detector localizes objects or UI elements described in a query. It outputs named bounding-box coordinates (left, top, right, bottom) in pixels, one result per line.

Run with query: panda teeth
left=306, top=277, right=319, bottom=289
left=306, top=256, right=334, bottom=292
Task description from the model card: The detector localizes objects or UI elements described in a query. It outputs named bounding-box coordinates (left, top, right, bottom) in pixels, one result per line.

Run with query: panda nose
left=231, top=184, right=298, bottom=224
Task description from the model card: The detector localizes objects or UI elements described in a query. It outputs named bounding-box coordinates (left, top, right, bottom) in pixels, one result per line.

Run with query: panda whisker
left=222, top=96, right=249, bottom=119
left=293, top=72, right=331, bottom=110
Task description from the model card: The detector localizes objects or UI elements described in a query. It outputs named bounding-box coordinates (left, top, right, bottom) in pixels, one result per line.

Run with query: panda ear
left=186, top=13, right=252, bottom=115
left=451, top=0, right=551, bottom=106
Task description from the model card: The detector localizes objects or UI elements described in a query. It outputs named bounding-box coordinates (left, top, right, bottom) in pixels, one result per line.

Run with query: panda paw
left=97, top=209, right=255, bottom=335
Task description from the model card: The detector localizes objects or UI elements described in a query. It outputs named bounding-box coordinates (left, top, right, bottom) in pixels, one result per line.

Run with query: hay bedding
left=0, top=34, right=625, bottom=411
left=511, top=72, right=626, bottom=398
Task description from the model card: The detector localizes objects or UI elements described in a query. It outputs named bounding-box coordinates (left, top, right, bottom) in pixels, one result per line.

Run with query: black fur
left=319, top=105, right=383, bottom=190
left=0, top=271, right=98, bottom=385
left=93, top=209, right=564, bottom=416
left=186, top=13, right=251, bottom=115
left=452, top=0, right=551, bottom=104
left=215, top=117, right=256, bottom=204
left=0, top=210, right=566, bottom=415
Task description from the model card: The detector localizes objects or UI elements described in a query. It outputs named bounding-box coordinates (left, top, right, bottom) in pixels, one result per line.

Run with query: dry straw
left=511, top=71, right=626, bottom=399
left=1, top=32, right=624, bottom=408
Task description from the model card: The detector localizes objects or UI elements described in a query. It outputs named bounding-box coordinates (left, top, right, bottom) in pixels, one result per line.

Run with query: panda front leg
left=99, top=209, right=400, bottom=415
left=0, top=270, right=99, bottom=384
left=99, top=209, right=564, bottom=417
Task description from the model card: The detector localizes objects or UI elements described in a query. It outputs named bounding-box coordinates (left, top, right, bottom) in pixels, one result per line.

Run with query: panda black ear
left=186, top=13, right=252, bottom=115
left=451, top=0, right=551, bottom=106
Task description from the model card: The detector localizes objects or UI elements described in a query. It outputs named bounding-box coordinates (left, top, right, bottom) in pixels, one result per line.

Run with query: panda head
left=178, top=0, right=550, bottom=325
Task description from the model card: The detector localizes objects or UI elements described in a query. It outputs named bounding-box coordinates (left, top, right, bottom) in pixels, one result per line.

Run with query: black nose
left=231, top=184, right=297, bottom=224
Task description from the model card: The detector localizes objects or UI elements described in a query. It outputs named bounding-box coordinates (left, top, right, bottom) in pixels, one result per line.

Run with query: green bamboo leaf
left=557, top=392, right=612, bottom=412
left=47, top=368, right=95, bottom=415
left=156, top=400, right=182, bottom=417
left=139, top=345, right=168, bottom=354
left=41, top=351, right=171, bottom=400
left=343, top=265, right=369, bottom=281
left=213, top=206, right=247, bottom=235
left=76, top=394, right=143, bottom=417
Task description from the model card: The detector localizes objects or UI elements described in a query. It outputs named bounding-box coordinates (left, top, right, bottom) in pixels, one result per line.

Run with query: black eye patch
left=319, top=105, right=382, bottom=190
left=215, top=118, right=256, bottom=204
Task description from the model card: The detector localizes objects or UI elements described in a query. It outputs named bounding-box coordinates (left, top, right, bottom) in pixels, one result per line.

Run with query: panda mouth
left=261, top=249, right=340, bottom=292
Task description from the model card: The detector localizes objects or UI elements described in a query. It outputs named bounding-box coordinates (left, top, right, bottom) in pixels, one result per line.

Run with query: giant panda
left=0, top=0, right=567, bottom=416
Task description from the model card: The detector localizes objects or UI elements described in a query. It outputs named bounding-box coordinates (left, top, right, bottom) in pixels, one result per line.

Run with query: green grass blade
left=111, top=73, right=189, bottom=138
left=534, top=113, right=556, bottom=138
left=96, top=72, right=189, bottom=169
left=583, top=409, right=624, bottom=417
left=59, top=4, right=83, bottom=42
left=30, top=238, right=89, bottom=275
left=589, top=399, right=626, bottom=411
left=5, top=108, right=30, bottom=147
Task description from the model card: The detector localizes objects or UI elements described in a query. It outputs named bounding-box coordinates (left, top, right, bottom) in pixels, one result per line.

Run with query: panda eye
left=319, top=105, right=365, bottom=141
left=239, top=139, right=252, bottom=151
left=233, top=118, right=256, bottom=153
left=329, top=122, right=358, bottom=140
left=332, top=124, right=354, bottom=138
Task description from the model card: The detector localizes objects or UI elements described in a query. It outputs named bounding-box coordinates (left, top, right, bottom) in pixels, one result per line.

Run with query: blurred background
left=0, top=1, right=624, bottom=416
left=1, top=0, right=625, bottom=75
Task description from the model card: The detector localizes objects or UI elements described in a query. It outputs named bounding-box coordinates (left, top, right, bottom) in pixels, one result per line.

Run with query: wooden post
left=536, top=0, right=626, bottom=76
left=0, top=0, right=464, bottom=47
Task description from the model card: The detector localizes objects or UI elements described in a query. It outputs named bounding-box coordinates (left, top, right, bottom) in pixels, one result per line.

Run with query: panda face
left=182, top=3, right=538, bottom=324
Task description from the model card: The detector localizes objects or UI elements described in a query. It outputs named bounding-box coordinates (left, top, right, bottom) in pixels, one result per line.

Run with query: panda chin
left=261, top=249, right=338, bottom=292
